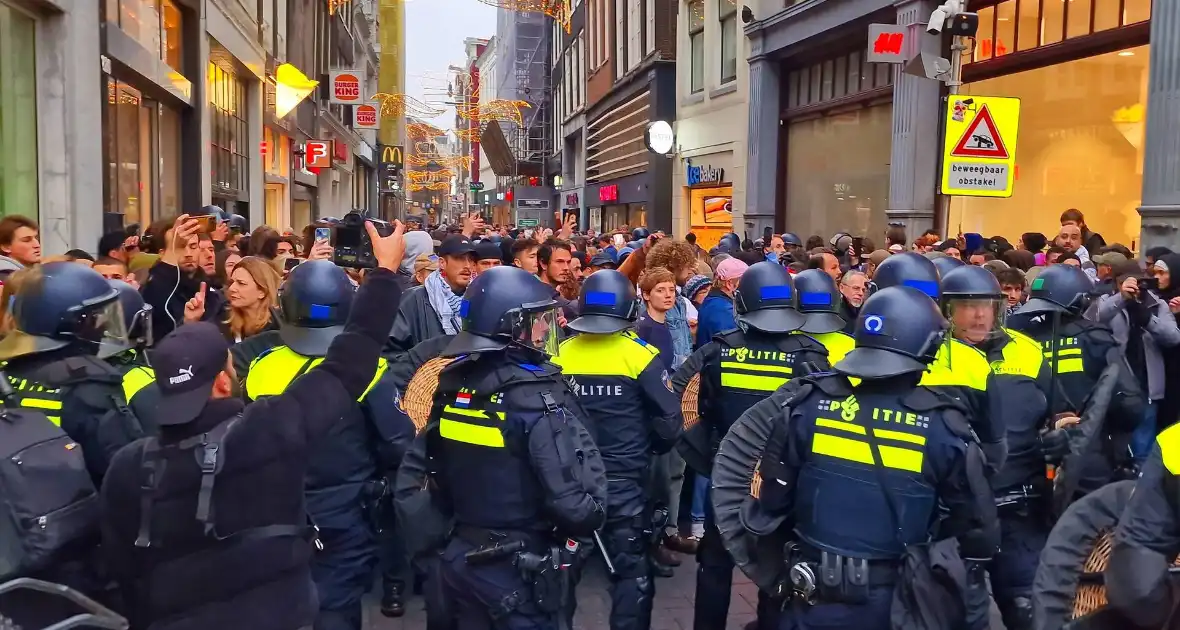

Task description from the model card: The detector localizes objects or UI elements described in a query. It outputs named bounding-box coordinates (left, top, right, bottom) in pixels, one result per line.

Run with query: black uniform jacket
left=99, top=269, right=403, bottom=630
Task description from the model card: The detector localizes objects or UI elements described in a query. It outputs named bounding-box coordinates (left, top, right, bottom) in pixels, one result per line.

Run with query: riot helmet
left=940, top=265, right=1005, bottom=344
left=567, top=270, right=638, bottom=335
left=781, top=232, right=803, bottom=247
left=792, top=269, right=845, bottom=335
left=931, top=254, right=966, bottom=278
left=108, top=279, right=153, bottom=350
left=631, top=227, right=651, bottom=241
left=834, top=286, right=948, bottom=380
left=1, top=262, right=130, bottom=360
left=717, top=233, right=741, bottom=254
left=733, top=262, right=805, bottom=334
left=1013, top=263, right=1095, bottom=317
left=444, top=265, right=561, bottom=358
left=278, top=260, right=355, bottom=356
left=871, top=252, right=941, bottom=300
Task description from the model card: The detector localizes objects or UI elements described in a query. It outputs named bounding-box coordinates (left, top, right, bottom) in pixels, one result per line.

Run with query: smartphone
left=284, top=257, right=301, bottom=271
left=1139, top=277, right=1160, bottom=293
left=314, top=227, right=331, bottom=243
left=852, top=237, right=865, bottom=257
left=193, top=215, right=218, bottom=234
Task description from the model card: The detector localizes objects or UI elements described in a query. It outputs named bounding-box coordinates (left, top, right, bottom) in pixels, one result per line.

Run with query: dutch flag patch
left=455, top=392, right=472, bottom=408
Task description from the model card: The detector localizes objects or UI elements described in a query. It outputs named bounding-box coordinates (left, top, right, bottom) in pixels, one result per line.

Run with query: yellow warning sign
left=940, top=95, right=1021, bottom=198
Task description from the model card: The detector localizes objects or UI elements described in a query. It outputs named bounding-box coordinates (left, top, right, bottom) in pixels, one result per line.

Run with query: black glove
left=1040, top=428, right=1073, bottom=462
left=1126, top=296, right=1153, bottom=328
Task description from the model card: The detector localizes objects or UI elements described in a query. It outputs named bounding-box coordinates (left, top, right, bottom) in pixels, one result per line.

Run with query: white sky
left=405, top=0, right=497, bottom=128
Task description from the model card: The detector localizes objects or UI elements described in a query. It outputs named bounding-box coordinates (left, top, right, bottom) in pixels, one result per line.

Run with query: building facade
left=583, top=0, right=677, bottom=234
left=552, top=0, right=587, bottom=227
left=744, top=0, right=1178, bottom=252
left=673, top=0, right=747, bottom=249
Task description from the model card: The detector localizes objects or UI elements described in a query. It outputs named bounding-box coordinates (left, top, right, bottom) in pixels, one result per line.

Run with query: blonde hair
left=0, top=267, right=35, bottom=336
left=226, top=256, right=281, bottom=339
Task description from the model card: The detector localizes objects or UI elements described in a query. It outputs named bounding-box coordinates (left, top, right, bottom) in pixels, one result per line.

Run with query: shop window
left=161, top=0, right=182, bottom=72
left=1016, top=0, right=1038, bottom=51
left=1042, top=0, right=1064, bottom=45
left=159, top=105, right=181, bottom=216
left=785, top=104, right=892, bottom=240
left=1123, top=0, right=1149, bottom=24
left=833, top=55, right=847, bottom=99
left=847, top=51, right=861, bottom=93
left=1066, top=0, right=1092, bottom=38
left=949, top=46, right=1148, bottom=251
left=1093, top=0, right=1120, bottom=31
left=970, top=0, right=1149, bottom=65
left=719, top=0, right=737, bottom=84
left=105, top=81, right=143, bottom=224
left=688, top=0, right=704, bottom=93
left=208, top=62, right=249, bottom=198
left=994, top=1, right=1014, bottom=56
left=0, top=4, right=37, bottom=220
left=820, top=60, right=834, bottom=101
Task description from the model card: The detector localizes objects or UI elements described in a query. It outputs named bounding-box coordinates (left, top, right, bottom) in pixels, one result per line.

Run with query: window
left=208, top=62, right=249, bottom=197
left=719, top=0, right=736, bottom=83
left=111, top=0, right=185, bottom=72
left=615, top=0, right=626, bottom=79
left=969, top=0, right=1150, bottom=62
left=0, top=3, right=37, bottom=220
left=688, top=0, right=704, bottom=93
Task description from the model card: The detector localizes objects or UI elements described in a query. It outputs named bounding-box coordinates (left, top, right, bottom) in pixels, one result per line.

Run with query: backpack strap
left=191, top=416, right=240, bottom=537
left=134, top=438, right=164, bottom=548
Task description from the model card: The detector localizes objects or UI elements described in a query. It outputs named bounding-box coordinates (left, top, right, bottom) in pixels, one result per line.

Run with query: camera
left=926, top=0, right=966, bottom=34
left=331, top=210, right=393, bottom=269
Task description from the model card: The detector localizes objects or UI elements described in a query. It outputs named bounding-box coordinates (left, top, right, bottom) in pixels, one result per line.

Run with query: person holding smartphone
left=1092, top=260, right=1180, bottom=464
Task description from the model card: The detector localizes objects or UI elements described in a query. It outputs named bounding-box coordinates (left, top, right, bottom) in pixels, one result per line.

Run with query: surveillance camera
left=741, top=5, right=753, bottom=24
left=926, top=7, right=949, bottom=34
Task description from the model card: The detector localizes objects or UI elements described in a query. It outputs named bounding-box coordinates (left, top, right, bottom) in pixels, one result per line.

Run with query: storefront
left=948, top=0, right=1152, bottom=249
left=263, top=127, right=291, bottom=229
left=681, top=154, right=733, bottom=250
left=292, top=141, right=318, bottom=227
left=781, top=45, right=893, bottom=240
left=0, top=2, right=37, bottom=220
left=586, top=172, right=649, bottom=233
left=208, top=47, right=251, bottom=216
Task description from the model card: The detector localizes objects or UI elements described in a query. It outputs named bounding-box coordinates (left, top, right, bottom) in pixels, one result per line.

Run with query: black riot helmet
left=1013, top=263, right=1095, bottom=317
left=941, top=265, right=1005, bottom=344
left=568, top=270, right=638, bottom=335
left=443, top=265, right=561, bottom=358
left=733, top=261, right=805, bottom=334
left=108, top=279, right=153, bottom=349
left=0, top=262, right=130, bottom=361
left=278, top=260, right=355, bottom=356
left=718, top=232, right=741, bottom=254
left=792, top=269, right=845, bottom=335
left=834, top=286, right=948, bottom=380
left=781, top=232, right=803, bottom=247
left=931, top=254, right=966, bottom=278
left=871, top=252, right=941, bottom=300
left=631, top=227, right=651, bottom=241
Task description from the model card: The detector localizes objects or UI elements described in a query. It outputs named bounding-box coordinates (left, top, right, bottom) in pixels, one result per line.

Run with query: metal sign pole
left=938, top=35, right=969, bottom=236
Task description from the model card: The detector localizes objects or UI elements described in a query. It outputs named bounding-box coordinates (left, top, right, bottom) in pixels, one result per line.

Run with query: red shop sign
left=599, top=184, right=618, bottom=203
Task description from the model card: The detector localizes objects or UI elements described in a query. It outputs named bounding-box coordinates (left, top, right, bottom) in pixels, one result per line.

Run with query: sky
left=404, top=0, right=497, bottom=129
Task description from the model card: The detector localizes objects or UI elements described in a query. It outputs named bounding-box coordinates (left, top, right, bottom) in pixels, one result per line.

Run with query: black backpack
left=0, top=374, right=99, bottom=582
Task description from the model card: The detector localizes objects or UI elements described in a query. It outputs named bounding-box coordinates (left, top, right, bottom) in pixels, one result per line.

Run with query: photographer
left=1092, top=260, right=1180, bottom=463
left=140, top=214, right=225, bottom=341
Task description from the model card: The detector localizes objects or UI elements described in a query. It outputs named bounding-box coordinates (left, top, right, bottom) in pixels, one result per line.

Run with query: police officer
left=722, top=286, right=996, bottom=630
left=941, top=265, right=1049, bottom=630
left=1106, top=422, right=1180, bottom=628
left=717, top=233, right=741, bottom=255
left=552, top=270, right=683, bottom=630
left=243, top=260, right=416, bottom=630
left=105, top=279, right=154, bottom=371
left=688, top=261, right=829, bottom=630
left=0, top=262, right=139, bottom=484
left=419, top=265, right=607, bottom=628
left=1008, top=264, right=1144, bottom=500
left=793, top=269, right=854, bottom=365
left=931, top=253, right=965, bottom=278
left=781, top=233, right=804, bottom=264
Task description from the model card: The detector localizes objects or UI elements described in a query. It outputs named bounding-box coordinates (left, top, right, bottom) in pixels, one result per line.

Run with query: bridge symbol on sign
left=950, top=104, right=1010, bottom=159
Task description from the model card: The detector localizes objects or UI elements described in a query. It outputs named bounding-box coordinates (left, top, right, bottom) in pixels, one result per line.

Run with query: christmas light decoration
left=407, top=121, right=447, bottom=139
left=451, top=126, right=481, bottom=141
left=370, top=92, right=445, bottom=119
left=456, top=99, right=532, bottom=126
left=473, top=0, right=570, bottom=31
left=328, top=0, right=350, bottom=14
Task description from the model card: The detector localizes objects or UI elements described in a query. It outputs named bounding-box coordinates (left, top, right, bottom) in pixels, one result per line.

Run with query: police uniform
left=241, top=260, right=416, bottom=630
left=553, top=270, right=683, bottom=630
left=691, top=262, right=830, bottom=630
left=714, top=286, right=996, bottom=630
left=1106, top=422, right=1180, bottom=628
left=417, top=266, right=607, bottom=629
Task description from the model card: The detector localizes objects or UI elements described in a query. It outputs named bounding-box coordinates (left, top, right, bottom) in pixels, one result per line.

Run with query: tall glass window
left=0, top=3, right=37, bottom=219
left=719, top=0, right=736, bottom=84
left=208, top=61, right=249, bottom=198
left=688, top=0, right=704, bottom=93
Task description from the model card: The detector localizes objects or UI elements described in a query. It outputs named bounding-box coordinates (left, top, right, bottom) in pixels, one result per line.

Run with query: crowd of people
left=0, top=203, right=1178, bottom=630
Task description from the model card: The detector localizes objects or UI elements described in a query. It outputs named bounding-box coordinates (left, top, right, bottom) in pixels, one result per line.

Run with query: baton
left=592, top=530, right=617, bottom=576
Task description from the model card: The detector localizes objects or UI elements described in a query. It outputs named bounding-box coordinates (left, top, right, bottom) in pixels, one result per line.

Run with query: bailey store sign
left=686, top=160, right=724, bottom=186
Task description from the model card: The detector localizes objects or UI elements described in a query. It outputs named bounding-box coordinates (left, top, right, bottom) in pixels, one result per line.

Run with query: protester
left=837, top=269, right=867, bottom=333
left=511, top=237, right=540, bottom=273
left=635, top=266, right=678, bottom=369
left=0, top=215, right=41, bottom=271
left=1061, top=208, right=1106, bottom=254
left=696, top=257, right=747, bottom=347
left=994, top=267, right=1027, bottom=315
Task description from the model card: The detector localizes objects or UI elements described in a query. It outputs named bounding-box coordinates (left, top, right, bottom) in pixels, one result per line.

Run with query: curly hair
left=645, top=239, right=697, bottom=276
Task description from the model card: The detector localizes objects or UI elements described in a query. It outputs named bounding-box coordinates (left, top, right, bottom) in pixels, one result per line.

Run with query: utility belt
left=994, top=483, right=1044, bottom=515
left=458, top=525, right=577, bottom=622
left=781, top=542, right=899, bottom=607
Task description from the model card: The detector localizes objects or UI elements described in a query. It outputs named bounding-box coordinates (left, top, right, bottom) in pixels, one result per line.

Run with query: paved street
left=365, top=552, right=759, bottom=630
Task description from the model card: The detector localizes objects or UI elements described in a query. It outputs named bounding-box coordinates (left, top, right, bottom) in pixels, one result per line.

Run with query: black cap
left=474, top=241, right=503, bottom=261
left=438, top=235, right=476, bottom=257
left=589, top=252, right=616, bottom=268
left=151, top=322, right=231, bottom=426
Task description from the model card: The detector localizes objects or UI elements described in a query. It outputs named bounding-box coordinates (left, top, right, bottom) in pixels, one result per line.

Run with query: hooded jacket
left=0, top=254, right=25, bottom=273
left=1092, top=276, right=1180, bottom=401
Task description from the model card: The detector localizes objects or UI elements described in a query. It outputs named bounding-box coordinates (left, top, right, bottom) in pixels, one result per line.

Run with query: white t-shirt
left=682, top=296, right=698, bottom=321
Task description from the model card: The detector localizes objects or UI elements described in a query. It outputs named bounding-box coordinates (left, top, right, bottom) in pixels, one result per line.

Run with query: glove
left=1126, top=297, right=1153, bottom=328
left=1040, top=428, right=1072, bottom=462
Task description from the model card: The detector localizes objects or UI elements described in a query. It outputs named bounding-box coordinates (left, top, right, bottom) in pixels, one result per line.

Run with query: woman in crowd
left=1155, top=252, right=1180, bottom=429
left=185, top=255, right=281, bottom=342
left=214, top=249, right=242, bottom=288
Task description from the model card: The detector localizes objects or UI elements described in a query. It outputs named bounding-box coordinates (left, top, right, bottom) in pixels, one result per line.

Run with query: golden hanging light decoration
left=452, top=126, right=481, bottom=142
left=473, top=0, right=570, bottom=32
left=407, top=168, right=455, bottom=183
left=425, top=181, right=451, bottom=191
left=407, top=121, right=447, bottom=139
left=370, top=92, right=445, bottom=119
left=407, top=183, right=426, bottom=192
left=456, top=99, right=532, bottom=126
left=328, top=0, right=350, bottom=15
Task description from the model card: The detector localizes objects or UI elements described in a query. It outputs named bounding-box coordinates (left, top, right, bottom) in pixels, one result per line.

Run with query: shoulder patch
left=661, top=369, right=674, bottom=392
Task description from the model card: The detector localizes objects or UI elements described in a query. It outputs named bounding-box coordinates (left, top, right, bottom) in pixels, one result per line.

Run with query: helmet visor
left=128, top=303, right=154, bottom=348
left=944, top=297, right=1005, bottom=345
left=74, top=299, right=131, bottom=358
left=512, top=304, right=562, bottom=357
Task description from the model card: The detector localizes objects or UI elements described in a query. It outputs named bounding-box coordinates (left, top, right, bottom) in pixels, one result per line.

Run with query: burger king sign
left=329, top=70, right=363, bottom=105
left=353, top=104, right=380, bottom=130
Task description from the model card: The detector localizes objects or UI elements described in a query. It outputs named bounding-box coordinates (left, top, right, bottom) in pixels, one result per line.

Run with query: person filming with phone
left=1091, top=259, right=1180, bottom=465
left=140, top=212, right=227, bottom=341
